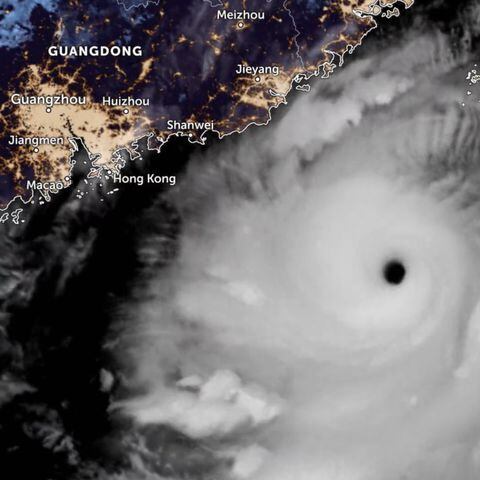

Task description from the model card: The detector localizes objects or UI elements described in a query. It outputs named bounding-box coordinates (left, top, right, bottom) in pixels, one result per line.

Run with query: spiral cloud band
left=117, top=30, right=480, bottom=480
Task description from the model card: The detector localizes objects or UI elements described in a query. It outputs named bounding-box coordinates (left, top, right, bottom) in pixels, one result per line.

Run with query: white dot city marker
left=255, top=76, right=261, bottom=82
left=123, top=108, right=129, bottom=114
left=33, top=147, right=39, bottom=153
left=46, top=107, right=52, bottom=113
left=237, top=21, right=244, bottom=29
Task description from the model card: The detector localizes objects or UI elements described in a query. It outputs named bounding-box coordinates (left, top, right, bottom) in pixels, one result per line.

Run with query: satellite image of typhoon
left=6, top=0, right=480, bottom=480
left=0, top=0, right=412, bottom=222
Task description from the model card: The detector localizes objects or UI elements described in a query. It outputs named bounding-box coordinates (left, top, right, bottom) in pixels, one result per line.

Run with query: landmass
left=0, top=0, right=414, bottom=222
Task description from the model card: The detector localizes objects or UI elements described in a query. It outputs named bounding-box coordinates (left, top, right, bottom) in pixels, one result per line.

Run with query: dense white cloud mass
left=117, top=30, right=480, bottom=480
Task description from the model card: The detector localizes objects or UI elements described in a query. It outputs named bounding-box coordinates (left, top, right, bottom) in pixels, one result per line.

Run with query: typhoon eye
left=382, top=259, right=407, bottom=286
